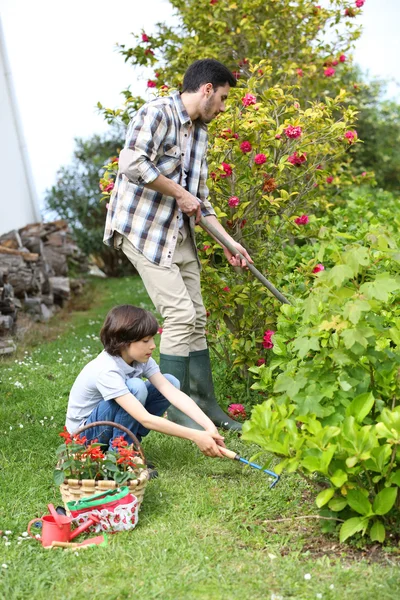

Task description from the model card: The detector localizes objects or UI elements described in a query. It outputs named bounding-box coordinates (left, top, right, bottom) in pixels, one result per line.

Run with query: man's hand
left=193, top=431, right=226, bottom=457
left=223, top=242, right=253, bottom=269
left=175, top=189, right=202, bottom=223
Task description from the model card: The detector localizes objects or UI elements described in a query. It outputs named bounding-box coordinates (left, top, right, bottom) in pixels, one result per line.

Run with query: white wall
left=0, top=15, right=40, bottom=235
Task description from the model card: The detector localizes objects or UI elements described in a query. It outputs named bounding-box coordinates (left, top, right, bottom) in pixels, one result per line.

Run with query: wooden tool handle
left=219, top=447, right=238, bottom=460
left=51, top=541, right=79, bottom=548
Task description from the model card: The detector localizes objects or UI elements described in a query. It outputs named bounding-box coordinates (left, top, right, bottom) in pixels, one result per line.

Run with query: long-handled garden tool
left=199, top=216, right=291, bottom=305
left=219, top=447, right=280, bottom=488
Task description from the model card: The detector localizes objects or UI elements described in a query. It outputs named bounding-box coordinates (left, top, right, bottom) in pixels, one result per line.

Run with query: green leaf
left=339, top=516, right=365, bottom=543
left=292, top=336, right=320, bottom=359
left=389, top=470, right=400, bottom=487
left=343, top=247, right=369, bottom=275
left=346, top=392, right=375, bottom=423
left=341, top=328, right=369, bottom=350
left=343, top=300, right=371, bottom=325
left=369, top=520, right=385, bottom=543
left=327, top=264, right=353, bottom=287
left=360, top=274, right=400, bottom=302
left=328, top=497, right=347, bottom=512
left=316, top=487, right=335, bottom=508
left=347, top=489, right=372, bottom=516
left=271, top=334, right=288, bottom=356
left=330, top=469, right=348, bottom=488
left=372, top=487, right=397, bottom=516
left=53, top=469, right=66, bottom=485
left=301, top=456, right=321, bottom=472
left=104, top=461, right=119, bottom=472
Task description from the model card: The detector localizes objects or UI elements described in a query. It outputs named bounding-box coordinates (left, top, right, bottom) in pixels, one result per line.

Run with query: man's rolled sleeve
left=119, top=105, right=167, bottom=185
left=119, top=148, right=160, bottom=185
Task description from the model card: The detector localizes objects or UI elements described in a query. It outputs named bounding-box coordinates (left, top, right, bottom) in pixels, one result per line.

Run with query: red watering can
left=27, top=504, right=99, bottom=547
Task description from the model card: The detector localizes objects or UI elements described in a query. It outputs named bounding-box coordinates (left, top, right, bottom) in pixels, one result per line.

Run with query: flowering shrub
left=243, top=190, right=400, bottom=543
left=53, top=430, right=145, bottom=485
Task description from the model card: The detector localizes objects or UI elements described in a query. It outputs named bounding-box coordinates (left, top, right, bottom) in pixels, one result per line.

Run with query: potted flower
left=54, top=423, right=149, bottom=510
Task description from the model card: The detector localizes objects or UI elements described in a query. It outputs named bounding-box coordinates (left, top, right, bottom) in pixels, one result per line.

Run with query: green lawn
left=0, top=276, right=399, bottom=600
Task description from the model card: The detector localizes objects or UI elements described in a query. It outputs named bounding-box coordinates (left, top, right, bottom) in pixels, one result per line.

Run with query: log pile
left=0, top=220, right=88, bottom=355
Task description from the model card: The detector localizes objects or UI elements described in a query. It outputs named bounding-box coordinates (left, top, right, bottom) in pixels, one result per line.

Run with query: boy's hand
left=205, top=426, right=226, bottom=448
left=193, top=431, right=225, bottom=458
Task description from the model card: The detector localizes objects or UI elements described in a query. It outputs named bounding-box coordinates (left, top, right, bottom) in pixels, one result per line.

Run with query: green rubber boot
left=159, top=354, right=204, bottom=430
left=189, top=349, right=242, bottom=432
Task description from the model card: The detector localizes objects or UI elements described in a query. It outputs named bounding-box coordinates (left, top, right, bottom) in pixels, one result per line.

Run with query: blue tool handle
left=238, top=457, right=280, bottom=488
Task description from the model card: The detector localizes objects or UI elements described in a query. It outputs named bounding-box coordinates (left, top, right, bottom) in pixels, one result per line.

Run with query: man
left=104, top=58, right=252, bottom=431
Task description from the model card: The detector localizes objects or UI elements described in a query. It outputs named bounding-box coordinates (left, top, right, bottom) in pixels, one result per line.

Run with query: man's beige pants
left=120, top=224, right=207, bottom=356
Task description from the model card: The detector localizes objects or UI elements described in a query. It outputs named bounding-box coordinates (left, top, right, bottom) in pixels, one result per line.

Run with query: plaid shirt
left=103, top=91, right=216, bottom=267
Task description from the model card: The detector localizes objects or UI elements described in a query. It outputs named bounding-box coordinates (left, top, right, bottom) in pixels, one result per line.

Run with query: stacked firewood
left=0, top=220, right=88, bottom=355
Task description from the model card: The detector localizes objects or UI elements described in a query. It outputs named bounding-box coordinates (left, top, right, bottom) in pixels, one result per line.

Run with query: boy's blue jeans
left=84, top=374, right=179, bottom=448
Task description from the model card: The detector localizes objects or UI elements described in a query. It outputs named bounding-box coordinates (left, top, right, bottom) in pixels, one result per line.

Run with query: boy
left=66, top=304, right=225, bottom=458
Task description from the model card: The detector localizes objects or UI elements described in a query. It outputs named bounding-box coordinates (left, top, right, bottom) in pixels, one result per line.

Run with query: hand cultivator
left=220, top=447, right=280, bottom=489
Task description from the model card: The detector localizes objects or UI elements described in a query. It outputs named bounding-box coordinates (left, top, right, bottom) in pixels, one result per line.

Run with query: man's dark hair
left=100, top=305, right=158, bottom=356
left=182, top=59, right=237, bottom=92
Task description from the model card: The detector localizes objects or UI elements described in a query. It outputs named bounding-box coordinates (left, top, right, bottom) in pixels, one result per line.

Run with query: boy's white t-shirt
left=66, top=350, right=160, bottom=433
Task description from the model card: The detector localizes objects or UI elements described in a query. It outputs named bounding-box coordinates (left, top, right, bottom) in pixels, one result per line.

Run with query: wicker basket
left=59, top=421, right=150, bottom=512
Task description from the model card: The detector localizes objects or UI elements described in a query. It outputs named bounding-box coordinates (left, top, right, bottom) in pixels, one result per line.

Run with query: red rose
left=296, top=68, right=304, bottom=77
left=254, top=153, right=267, bottom=165
left=324, top=67, right=335, bottom=77
left=326, top=176, right=334, bottom=184
left=228, top=196, right=240, bottom=208
left=256, top=358, right=266, bottom=366
left=339, top=54, right=346, bottom=62
left=313, top=264, right=325, bottom=273
left=228, top=403, right=247, bottom=420
left=104, top=181, right=114, bottom=192
left=284, top=125, right=303, bottom=139
left=242, top=93, right=257, bottom=107
left=141, top=33, right=149, bottom=42
left=240, top=141, right=252, bottom=153
left=220, top=162, right=233, bottom=177
left=223, top=286, right=230, bottom=292
left=295, top=214, right=309, bottom=225
left=355, top=0, right=365, bottom=7
left=144, top=48, right=154, bottom=56
left=344, top=130, right=357, bottom=144
left=288, top=152, right=307, bottom=166
left=147, top=80, right=157, bottom=88
left=262, top=330, right=275, bottom=349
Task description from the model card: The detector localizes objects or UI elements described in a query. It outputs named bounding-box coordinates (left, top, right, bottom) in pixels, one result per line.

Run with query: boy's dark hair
left=182, top=59, right=237, bottom=92
left=100, top=305, right=158, bottom=356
